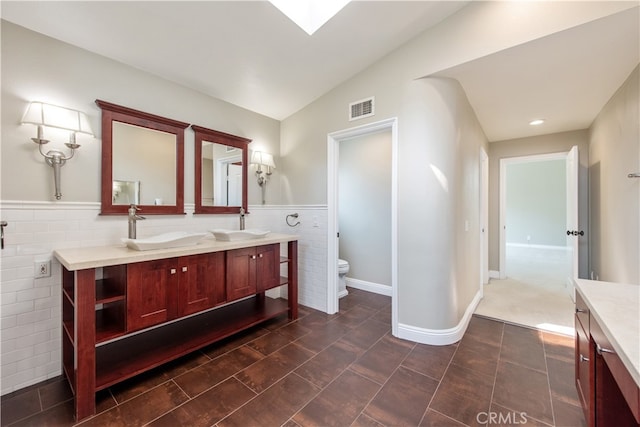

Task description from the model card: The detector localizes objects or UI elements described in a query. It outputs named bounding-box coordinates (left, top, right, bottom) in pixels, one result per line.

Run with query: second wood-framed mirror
left=96, top=100, right=189, bottom=215
left=193, top=125, right=250, bottom=214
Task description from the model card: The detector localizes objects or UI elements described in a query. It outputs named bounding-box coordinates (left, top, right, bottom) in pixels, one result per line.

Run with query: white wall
left=589, top=66, right=639, bottom=284
left=506, top=160, right=567, bottom=246
left=338, top=131, right=391, bottom=287
left=0, top=21, right=282, bottom=206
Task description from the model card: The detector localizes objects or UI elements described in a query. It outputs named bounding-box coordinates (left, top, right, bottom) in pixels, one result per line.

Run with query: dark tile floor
left=1, top=288, right=585, bottom=427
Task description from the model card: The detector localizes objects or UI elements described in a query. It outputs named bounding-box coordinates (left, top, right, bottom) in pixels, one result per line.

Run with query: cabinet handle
left=251, top=255, right=256, bottom=260
left=580, top=354, right=590, bottom=362
left=170, top=268, right=177, bottom=275
left=182, top=266, right=188, bottom=272
left=575, top=307, right=586, bottom=313
left=596, top=344, right=615, bottom=355
left=259, top=253, right=263, bottom=258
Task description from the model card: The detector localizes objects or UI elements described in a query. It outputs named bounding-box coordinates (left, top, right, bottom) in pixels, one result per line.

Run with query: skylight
left=269, top=0, right=351, bottom=35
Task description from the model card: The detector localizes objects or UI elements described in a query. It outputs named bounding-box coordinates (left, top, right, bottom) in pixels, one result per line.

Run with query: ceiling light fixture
left=529, top=119, right=545, bottom=126
left=269, top=0, right=351, bottom=35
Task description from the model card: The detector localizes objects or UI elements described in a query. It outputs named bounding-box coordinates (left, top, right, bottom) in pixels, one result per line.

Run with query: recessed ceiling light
left=269, top=0, right=351, bottom=35
left=529, top=119, right=545, bottom=126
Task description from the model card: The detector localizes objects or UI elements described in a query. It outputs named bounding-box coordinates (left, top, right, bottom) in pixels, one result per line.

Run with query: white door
left=566, top=145, right=580, bottom=300
left=228, top=163, right=243, bottom=206
left=480, top=148, right=489, bottom=286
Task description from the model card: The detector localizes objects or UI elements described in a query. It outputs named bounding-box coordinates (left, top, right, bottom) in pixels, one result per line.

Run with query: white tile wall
left=0, top=201, right=328, bottom=395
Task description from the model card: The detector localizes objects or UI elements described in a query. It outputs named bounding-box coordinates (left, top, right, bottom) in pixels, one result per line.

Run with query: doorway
left=327, top=117, right=398, bottom=335
left=338, top=130, right=392, bottom=298
left=476, top=148, right=578, bottom=335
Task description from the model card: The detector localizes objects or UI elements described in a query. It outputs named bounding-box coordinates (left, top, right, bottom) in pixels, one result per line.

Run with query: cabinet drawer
left=590, top=317, right=640, bottom=424
left=575, top=291, right=589, bottom=332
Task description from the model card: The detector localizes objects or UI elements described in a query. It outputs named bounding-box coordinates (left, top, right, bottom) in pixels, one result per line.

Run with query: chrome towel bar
left=628, top=173, right=640, bottom=178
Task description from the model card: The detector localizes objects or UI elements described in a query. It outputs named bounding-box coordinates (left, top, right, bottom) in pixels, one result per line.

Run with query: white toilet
left=338, top=259, right=350, bottom=298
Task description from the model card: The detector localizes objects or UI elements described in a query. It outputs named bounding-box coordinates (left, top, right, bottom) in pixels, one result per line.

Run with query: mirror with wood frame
left=96, top=100, right=189, bottom=215
left=192, top=125, right=250, bottom=214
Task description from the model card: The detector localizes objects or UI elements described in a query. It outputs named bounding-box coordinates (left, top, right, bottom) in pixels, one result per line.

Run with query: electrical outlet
left=35, top=260, right=51, bottom=278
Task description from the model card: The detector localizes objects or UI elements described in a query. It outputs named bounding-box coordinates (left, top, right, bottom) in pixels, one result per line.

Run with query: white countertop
left=574, top=278, right=640, bottom=388
left=54, top=233, right=298, bottom=271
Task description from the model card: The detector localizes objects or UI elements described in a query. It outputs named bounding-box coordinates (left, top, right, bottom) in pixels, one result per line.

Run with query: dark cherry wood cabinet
left=59, top=239, right=298, bottom=422
left=127, top=258, right=177, bottom=331
left=575, top=291, right=640, bottom=427
left=226, top=244, right=280, bottom=301
left=178, top=252, right=226, bottom=317
left=127, top=252, right=226, bottom=331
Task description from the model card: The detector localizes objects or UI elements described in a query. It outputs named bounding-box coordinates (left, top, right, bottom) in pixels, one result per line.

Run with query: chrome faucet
left=128, top=204, right=145, bottom=239
left=239, top=207, right=245, bottom=230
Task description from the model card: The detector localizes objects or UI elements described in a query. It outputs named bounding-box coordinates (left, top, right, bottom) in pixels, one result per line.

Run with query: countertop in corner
left=574, top=278, right=640, bottom=388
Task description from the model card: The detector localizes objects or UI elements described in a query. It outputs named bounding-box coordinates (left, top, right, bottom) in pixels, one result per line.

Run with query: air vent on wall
left=349, top=97, right=375, bottom=121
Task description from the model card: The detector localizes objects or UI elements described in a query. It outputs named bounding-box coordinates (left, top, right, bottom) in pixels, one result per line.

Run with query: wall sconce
left=251, top=150, right=276, bottom=204
left=21, top=102, right=93, bottom=200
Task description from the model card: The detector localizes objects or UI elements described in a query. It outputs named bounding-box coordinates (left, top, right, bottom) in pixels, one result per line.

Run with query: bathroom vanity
left=574, top=279, right=640, bottom=426
left=54, top=234, right=298, bottom=421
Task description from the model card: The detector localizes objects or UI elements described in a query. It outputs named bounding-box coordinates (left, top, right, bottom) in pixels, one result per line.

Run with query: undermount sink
left=123, top=231, right=208, bottom=251
left=210, top=229, right=270, bottom=241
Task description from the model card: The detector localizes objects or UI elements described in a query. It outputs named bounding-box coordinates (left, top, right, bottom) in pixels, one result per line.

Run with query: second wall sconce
left=251, top=150, right=276, bottom=204
left=21, top=101, right=93, bottom=200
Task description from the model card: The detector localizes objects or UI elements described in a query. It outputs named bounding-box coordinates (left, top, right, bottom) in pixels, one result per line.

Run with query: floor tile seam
left=487, top=321, right=506, bottom=420
left=152, top=349, right=215, bottom=382
left=146, top=376, right=257, bottom=427
left=541, top=336, right=557, bottom=427
left=498, top=354, right=548, bottom=375
left=141, top=379, right=191, bottom=427
left=204, top=326, right=272, bottom=359
left=278, top=371, right=330, bottom=426
left=487, top=400, right=554, bottom=427
left=549, top=388, right=582, bottom=408
left=398, top=363, right=444, bottom=384
left=351, top=343, right=418, bottom=426
left=215, top=372, right=310, bottom=426
left=348, top=411, right=381, bottom=427
left=233, top=348, right=317, bottom=395
left=110, top=376, right=178, bottom=406
left=425, top=408, right=471, bottom=427
left=331, top=303, right=379, bottom=328
left=420, top=334, right=464, bottom=426
left=272, top=322, right=313, bottom=341
left=0, top=393, right=47, bottom=427
left=1, top=396, right=75, bottom=427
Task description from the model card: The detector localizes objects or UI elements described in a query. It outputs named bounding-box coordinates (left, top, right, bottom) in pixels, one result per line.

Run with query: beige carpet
left=475, top=245, right=575, bottom=336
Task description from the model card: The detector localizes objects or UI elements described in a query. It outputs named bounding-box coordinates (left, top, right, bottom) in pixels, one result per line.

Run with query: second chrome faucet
left=239, top=207, right=245, bottom=230
left=128, top=204, right=146, bottom=239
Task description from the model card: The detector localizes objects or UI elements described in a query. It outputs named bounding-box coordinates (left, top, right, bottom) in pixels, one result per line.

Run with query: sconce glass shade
left=251, top=151, right=276, bottom=169
left=21, top=102, right=93, bottom=136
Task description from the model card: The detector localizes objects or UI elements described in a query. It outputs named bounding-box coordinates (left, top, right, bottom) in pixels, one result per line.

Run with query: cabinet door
left=178, top=252, right=225, bottom=317
left=127, top=259, right=178, bottom=332
left=575, top=319, right=592, bottom=424
left=226, top=247, right=257, bottom=301
left=256, top=244, right=280, bottom=292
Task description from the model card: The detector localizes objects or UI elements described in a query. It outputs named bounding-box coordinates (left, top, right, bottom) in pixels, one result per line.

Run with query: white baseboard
left=489, top=270, right=500, bottom=279
left=345, top=278, right=392, bottom=296
left=338, top=289, right=349, bottom=299
left=396, top=290, right=482, bottom=345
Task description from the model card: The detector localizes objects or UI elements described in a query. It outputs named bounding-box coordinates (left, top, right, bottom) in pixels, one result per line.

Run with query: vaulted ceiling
left=2, top=1, right=638, bottom=142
